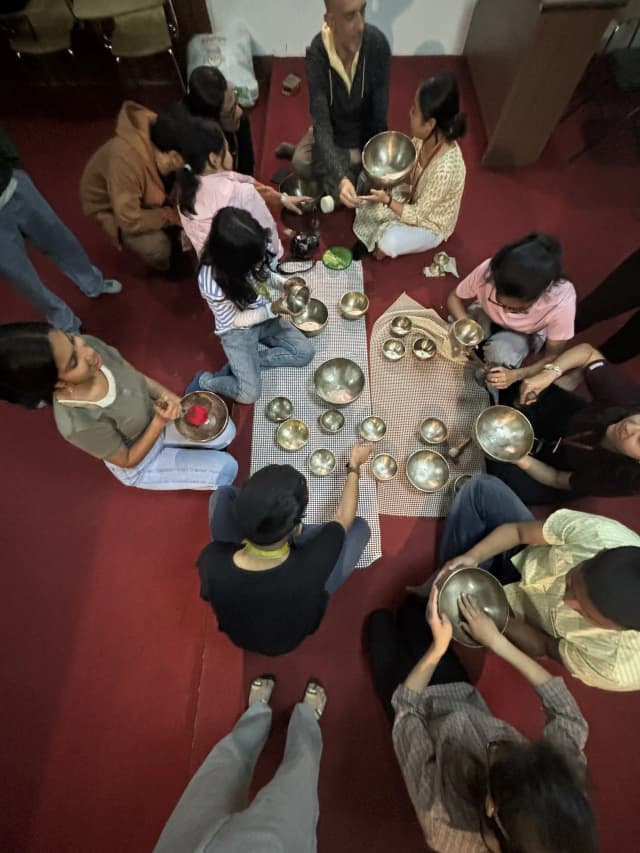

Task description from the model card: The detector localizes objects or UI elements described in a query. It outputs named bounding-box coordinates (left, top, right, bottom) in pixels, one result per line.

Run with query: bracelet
left=280, top=193, right=288, bottom=205
left=346, top=464, right=360, bottom=477
left=543, top=363, right=562, bottom=377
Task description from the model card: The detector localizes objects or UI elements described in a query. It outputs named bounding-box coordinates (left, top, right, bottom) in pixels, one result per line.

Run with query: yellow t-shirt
left=321, top=23, right=360, bottom=93
left=506, top=509, right=640, bottom=691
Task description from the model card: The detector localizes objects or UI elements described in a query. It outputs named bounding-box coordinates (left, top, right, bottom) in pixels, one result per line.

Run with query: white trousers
left=378, top=224, right=443, bottom=258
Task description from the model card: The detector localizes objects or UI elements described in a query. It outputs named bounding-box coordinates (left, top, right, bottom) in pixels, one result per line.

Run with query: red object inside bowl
left=185, top=404, right=208, bottom=427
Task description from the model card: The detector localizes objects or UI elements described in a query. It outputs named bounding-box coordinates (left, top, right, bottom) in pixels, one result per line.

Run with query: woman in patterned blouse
left=353, top=72, right=467, bottom=259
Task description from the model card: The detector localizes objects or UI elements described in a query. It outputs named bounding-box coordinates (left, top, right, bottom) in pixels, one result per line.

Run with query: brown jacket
left=80, top=101, right=179, bottom=241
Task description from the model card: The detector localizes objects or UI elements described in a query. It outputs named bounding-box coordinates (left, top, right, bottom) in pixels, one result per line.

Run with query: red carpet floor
left=1, top=57, right=639, bottom=852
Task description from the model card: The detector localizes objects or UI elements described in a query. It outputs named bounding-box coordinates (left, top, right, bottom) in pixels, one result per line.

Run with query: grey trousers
left=153, top=702, right=322, bottom=853
left=0, top=170, right=107, bottom=331
left=209, top=486, right=371, bottom=594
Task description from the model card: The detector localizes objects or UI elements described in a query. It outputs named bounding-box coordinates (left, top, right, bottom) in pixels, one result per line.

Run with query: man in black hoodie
left=285, top=0, right=390, bottom=208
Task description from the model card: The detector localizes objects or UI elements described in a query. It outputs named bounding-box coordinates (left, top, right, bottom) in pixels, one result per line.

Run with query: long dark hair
left=418, top=72, right=466, bottom=142
left=186, top=66, right=228, bottom=121
left=488, top=233, right=565, bottom=302
left=174, top=117, right=227, bottom=216
left=444, top=737, right=597, bottom=853
left=200, top=207, right=274, bottom=310
left=0, top=322, right=57, bottom=406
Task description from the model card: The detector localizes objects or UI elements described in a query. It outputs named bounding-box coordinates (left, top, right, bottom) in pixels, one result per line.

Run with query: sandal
left=248, top=675, right=276, bottom=706
left=303, top=680, right=327, bottom=720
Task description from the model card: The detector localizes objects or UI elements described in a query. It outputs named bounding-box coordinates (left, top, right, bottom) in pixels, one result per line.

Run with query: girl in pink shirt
left=447, top=233, right=576, bottom=391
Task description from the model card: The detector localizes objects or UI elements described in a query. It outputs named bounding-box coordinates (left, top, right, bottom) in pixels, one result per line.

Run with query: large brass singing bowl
left=318, top=409, right=345, bottom=434
left=419, top=417, right=448, bottom=444
left=340, top=290, right=369, bottom=320
left=382, top=338, right=406, bottom=361
left=451, top=317, right=484, bottom=348
left=437, top=567, right=509, bottom=647
left=371, top=453, right=398, bottom=481
left=413, top=337, right=437, bottom=361
left=265, top=396, right=293, bottom=423
left=276, top=418, right=310, bottom=451
left=177, top=391, right=229, bottom=442
left=358, top=416, right=387, bottom=442
left=280, top=173, right=321, bottom=213
left=405, top=450, right=450, bottom=492
left=314, top=358, right=365, bottom=406
left=362, top=131, right=417, bottom=189
left=473, top=405, right=534, bottom=463
left=389, top=315, right=412, bottom=338
left=308, top=448, right=336, bottom=476
left=290, top=298, right=328, bottom=337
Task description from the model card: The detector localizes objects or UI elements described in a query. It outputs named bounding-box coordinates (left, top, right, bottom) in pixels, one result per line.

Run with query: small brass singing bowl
left=177, top=391, right=229, bottom=442
left=405, top=449, right=450, bottom=493
left=276, top=418, right=310, bottom=452
left=453, top=474, right=473, bottom=495
left=419, top=417, right=448, bottom=444
left=358, top=416, right=387, bottom=442
left=412, top=337, right=437, bottom=361
left=452, top=317, right=484, bottom=348
left=433, top=251, right=449, bottom=267
left=340, top=291, right=370, bottom=320
left=318, top=409, right=345, bottom=434
left=390, top=316, right=412, bottom=338
left=371, top=453, right=398, bottom=481
left=283, top=276, right=311, bottom=316
left=382, top=338, right=406, bottom=361
left=265, top=396, right=293, bottom=423
left=308, top=448, right=337, bottom=476
left=290, top=298, right=328, bottom=337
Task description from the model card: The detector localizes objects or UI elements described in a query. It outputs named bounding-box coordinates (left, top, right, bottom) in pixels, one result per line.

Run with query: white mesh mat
left=369, top=293, right=489, bottom=517
left=250, top=260, right=382, bottom=569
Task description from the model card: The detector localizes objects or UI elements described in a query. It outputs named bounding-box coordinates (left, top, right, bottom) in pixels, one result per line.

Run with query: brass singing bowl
left=340, top=290, right=370, bottom=320
left=413, top=337, right=437, bottom=361
left=314, top=358, right=365, bottom=406
left=176, top=391, right=229, bottom=442
left=290, top=298, right=328, bottom=337
left=382, top=338, right=406, bottom=361
left=362, top=130, right=417, bottom=189
left=280, top=173, right=321, bottom=213
left=265, top=396, right=294, bottom=423
left=318, top=409, right=345, bottom=434
left=390, top=315, right=412, bottom=338
left=283, top=276, right=311, bottom=316
left=358, top=416, right=387, bottom=442
left=473, top=405, right=534, bottom=463
left=371, top=453, right=398, bottom=481
left=453, top=474, right=473, bottom=495
left=419, top=417, right=448, bottom=444
left=437, top=567, right=509, bottom=647
left=405, top=449, right=450, bottom=493
left=451, top=317, right=484, bottom=348
left=276, top=418, right=310, bottom=451
left=308, top=448, right=336, bottom=476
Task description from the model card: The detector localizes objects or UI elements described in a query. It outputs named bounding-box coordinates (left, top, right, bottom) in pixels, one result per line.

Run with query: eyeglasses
left=487, top=293, right=532, bottom=314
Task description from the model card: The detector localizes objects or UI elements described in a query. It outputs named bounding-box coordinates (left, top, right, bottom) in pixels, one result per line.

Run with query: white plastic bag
left=187, top=22, right=258, bottom=108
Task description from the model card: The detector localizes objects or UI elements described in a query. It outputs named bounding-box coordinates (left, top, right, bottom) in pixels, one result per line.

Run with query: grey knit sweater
left=304, top=24, right=391, bottom=197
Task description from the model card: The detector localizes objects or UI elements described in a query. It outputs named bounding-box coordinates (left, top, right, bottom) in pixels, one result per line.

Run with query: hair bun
left=446, top=113, right=467, bottom=141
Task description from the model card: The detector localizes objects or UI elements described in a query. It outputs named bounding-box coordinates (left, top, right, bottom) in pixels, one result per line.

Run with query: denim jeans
left=468, top=304, right=544, bottom=368
left=105, top=418, right=238, bottom=491
left=201, top=318, right=315, bottom=404
left=209, top=486, right=371, bottom=593
left=0, top=170, right=107, bottom=331
left=438, top=474, right=533, bottom=583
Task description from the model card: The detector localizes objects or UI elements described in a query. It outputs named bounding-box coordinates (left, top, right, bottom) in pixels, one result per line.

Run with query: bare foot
left=303, top=680, right=327, bottom=719
left=373, top=247, right=388, bottom=261
left=248, top=675, right=275, bottom=706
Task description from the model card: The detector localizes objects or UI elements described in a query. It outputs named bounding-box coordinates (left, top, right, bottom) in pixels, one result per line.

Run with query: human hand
left=271, top=297, right=291, bottom=316
left=339, top=177, right=359, bottom=209
left=361, top=188, right=390, bottom=206
left=515, top=455, right=533, bottom=471
left=281, top=194, right=313, bottom=215
left=486, top=366, right=517, bottom=390
left=158, top=389, right=182, bottom=409
left=458, top=593, right=501, bottom=649
left=427, top=583, right=453, bottom=657
left=519, top=371, right=555, bottom=404
left=349, top=442, right=371, bottom=470
left=438, top=554, right=475, bottom=580
left=153, top=396, right=182, bottom=423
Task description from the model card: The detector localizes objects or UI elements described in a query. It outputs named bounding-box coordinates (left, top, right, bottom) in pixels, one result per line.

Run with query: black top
left=305, top=24, right=390, bottom=196
left=197, top=522, right=346, bottom=656
left=0, top=126, right=20, bottom=197
left=227, top=113, right=255, bottom=177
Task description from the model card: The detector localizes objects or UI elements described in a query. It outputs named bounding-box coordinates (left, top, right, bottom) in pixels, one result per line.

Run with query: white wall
left=207, top=0, right=478, bottom=57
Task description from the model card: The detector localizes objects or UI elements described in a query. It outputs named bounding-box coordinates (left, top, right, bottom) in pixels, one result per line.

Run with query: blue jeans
left=0, top=170, right=107, bottom=331
left=202, top=318, right=315, bottom=404
left=105, top=419, right=238, bottom=491
left=209, top=486, right=371, bottom=594
left=438, top=474, right=533, bottom=583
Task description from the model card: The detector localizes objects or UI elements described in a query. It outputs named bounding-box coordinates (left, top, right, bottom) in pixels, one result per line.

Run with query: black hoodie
left=305, top=23, right=390, bottom=196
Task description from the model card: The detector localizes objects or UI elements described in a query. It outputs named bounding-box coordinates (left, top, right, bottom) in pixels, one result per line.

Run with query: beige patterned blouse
left=353, top=138, right=466, bottom=251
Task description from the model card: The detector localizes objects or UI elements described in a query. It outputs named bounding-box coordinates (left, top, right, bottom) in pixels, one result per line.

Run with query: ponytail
left=418, top=72, right=467, bottom=142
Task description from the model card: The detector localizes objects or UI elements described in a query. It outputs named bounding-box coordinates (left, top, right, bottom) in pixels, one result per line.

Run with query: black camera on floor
left=291, top=232, right=320, bottom=259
